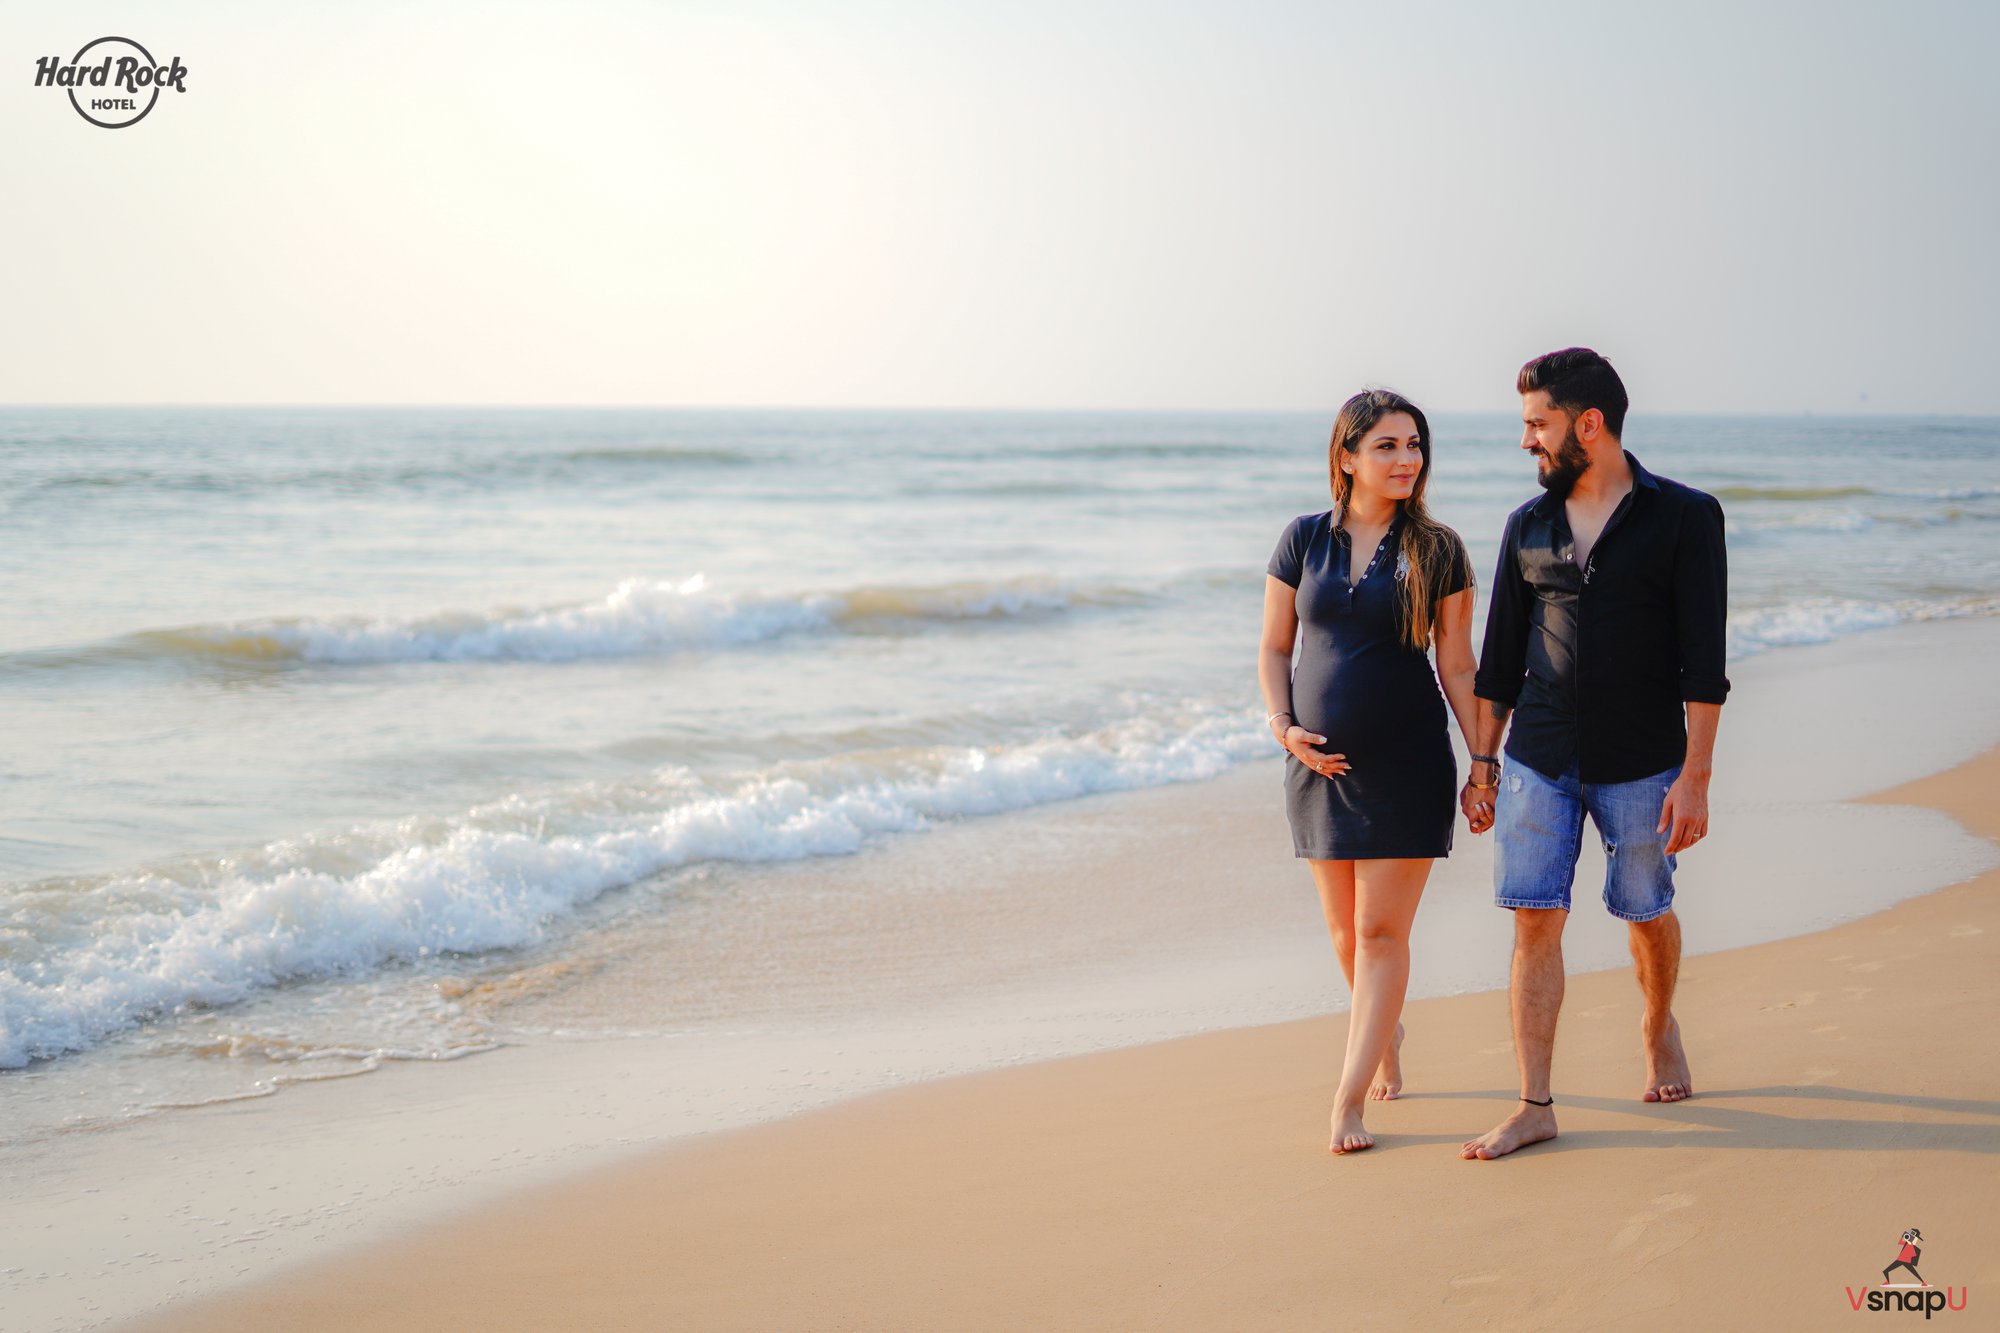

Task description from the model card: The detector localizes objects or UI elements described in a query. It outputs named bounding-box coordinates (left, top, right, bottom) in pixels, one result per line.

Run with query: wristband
left=1470, top=753, right=1500, bottom=765
left=1267, top=710, right=1293, bottom=726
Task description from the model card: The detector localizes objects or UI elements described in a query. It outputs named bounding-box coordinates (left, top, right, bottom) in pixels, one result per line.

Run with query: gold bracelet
left=1468, top=779, right=1499, bottom=791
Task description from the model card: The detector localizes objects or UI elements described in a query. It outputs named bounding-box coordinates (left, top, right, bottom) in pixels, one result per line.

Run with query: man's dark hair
left=1517, top=347, right=1628, bottom=439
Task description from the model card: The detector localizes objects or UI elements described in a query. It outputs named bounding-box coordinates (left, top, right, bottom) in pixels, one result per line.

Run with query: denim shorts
left=1493, top=758, right=1682, bottom=922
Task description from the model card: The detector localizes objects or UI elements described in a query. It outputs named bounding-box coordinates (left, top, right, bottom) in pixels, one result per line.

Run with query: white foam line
left=0, top=703, right=1265, bottom=1068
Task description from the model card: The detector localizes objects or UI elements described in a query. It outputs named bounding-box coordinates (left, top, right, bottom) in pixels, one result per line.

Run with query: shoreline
left=119, top=741, right=2000, bottom=1330
left=2, top=616, right=1996, bottom=1331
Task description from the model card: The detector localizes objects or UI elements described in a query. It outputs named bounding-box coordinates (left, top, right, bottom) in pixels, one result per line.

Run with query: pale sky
left=3, top=0, right=1995, bottom=412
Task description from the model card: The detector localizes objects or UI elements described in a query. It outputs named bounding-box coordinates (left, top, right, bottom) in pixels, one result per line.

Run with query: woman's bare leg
left=1309, top=857, right=1357, bottom=978
left=1325, top=858, right=1432, bottom=1152
left=1309, top=859, right=1407, bottom=1102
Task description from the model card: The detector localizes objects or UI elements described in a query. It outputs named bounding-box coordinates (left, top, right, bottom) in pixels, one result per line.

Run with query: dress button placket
left=1338, top=523, right=1394, bottom=609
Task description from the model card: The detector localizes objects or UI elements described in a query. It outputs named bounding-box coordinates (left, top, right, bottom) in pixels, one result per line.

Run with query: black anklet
left=1520, top=1095, right=1554, bottom=1106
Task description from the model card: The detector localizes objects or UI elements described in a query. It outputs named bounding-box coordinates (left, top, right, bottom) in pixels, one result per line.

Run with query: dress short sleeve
left=1431, top=529, right=1473, bottom=601
left=1267, top=514, right=1312, bottom=588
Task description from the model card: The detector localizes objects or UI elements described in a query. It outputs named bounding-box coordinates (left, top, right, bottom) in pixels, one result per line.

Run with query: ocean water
left=2, top=407, right=1996, bottom=1132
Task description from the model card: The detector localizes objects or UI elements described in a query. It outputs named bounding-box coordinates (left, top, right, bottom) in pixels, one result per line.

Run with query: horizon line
left=2, top=402, right=1991, bottom=418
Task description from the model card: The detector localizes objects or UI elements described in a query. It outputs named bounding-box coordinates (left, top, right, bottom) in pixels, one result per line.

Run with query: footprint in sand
left=1609, top=1215, right=1654, bottom=1250
left=1611, top=1194, right=1700, bottom=1254
left=1800, top=1066, right=1839, bottom=1084
left=1442, top=1272, right=1504, bottom=1307
left=1949, top=925, right=1982, bottom=938
left=1849, top=961, right=1885, bottom=973
left=1810, top=1024, right=1841, bottom=1035
left=1762, top=991, right=1818, bottom=1011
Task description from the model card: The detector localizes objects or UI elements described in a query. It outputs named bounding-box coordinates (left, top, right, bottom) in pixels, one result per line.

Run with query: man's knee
left=1628, top=909, right=1681, bottom=947
left=1514, top=907, right=1568, bottom=947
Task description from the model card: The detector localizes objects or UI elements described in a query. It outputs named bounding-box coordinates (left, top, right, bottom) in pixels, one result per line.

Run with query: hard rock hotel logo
left=32, top=37, right=189, bottom=128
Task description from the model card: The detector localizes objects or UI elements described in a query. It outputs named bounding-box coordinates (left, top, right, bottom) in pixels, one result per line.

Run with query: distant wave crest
left=1711, top=484, right=1877, bottom=502
left=2, top=574, right=1149, bottom=674
left=1727, top=594, right=2000, bottom=659
left=552, top=447, right=755, bottom=465
left=1714, top=483, right=2000, bottom=504
left=18, top=446, right=763, bottom=501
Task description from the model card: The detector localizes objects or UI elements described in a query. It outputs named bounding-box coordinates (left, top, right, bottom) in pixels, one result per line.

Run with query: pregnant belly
left=1293, top=662, right=1448, bottom=759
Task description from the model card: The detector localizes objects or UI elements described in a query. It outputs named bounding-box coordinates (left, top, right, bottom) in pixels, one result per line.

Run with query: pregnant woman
left=1257, top=389, right=1486, bottom=1153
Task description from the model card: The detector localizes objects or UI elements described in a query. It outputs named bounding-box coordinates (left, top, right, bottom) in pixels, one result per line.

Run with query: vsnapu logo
left=1844, top=1228, right=1970, bottom=1320
left=32, top=38, right=188, bottom=128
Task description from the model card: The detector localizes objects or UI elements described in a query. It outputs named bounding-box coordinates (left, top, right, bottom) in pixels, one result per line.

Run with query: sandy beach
left=111, top=644, right=2000, bottom=1331
left=11, top=6, right=1997, bottom=1329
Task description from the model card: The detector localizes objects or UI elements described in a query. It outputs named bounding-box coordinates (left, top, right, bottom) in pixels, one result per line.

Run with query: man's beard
left=1533, top=425, right=1592, bottom=498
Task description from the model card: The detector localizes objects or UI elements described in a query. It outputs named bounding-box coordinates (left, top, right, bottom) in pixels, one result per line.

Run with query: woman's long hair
left=1327, top=389, right=1468, bottom=652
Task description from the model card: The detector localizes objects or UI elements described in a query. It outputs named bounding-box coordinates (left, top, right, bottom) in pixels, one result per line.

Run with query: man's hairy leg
left=1462, top=907, right=1565, bottom=1160
left=1630, top=910, right=1692, bottom=1102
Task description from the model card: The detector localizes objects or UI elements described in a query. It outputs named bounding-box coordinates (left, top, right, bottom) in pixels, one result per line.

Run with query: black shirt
left=1473, top=451, right=1730, bottom=783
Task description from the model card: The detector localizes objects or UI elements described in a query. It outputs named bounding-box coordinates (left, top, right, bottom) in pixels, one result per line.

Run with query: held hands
left=1657, top=770, right=1711, bottom=854
left=1461, top=756, right=1499, bottom=835
left=1281, top=725, right=1349, bottom=779
left=1459, top=781, right=1495, bottom=835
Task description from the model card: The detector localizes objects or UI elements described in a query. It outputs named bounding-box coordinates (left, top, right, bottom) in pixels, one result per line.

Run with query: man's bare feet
left=1370, top=1021, right=1406, bottom=1100
left=1329, top=1101, right=1374, bottom=1154
left=1459, top=1103, right=1558, bottom=1160
left=1642, top=1012, right=1693, bottom=1102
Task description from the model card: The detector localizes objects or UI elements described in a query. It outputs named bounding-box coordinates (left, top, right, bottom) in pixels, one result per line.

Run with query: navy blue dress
left=1268, top=510, right=1471, bottom=860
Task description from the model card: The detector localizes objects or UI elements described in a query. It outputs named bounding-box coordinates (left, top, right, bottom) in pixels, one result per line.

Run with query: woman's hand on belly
left=1281, top=725, right=1350, bottom=779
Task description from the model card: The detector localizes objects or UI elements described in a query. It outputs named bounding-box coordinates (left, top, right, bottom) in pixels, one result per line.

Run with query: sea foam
left=0, top=701, right=1264, bottom=1067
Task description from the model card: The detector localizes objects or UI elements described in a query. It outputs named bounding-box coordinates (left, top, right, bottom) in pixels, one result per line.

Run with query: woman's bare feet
left=1459, top=1102, right=1558, bottom=1160
left=1369, top=1021, right=1406, bottom=1100
left=1329, top=1099, right=1374, bottom=1154
left=1642, top=1013, right=1693, bottom=1102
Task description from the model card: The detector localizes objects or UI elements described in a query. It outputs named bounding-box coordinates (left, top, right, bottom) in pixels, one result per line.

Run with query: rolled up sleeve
left=1675, top=494, right=1731, bottom=704
left=1473, top=512, right=1530, bottom=706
